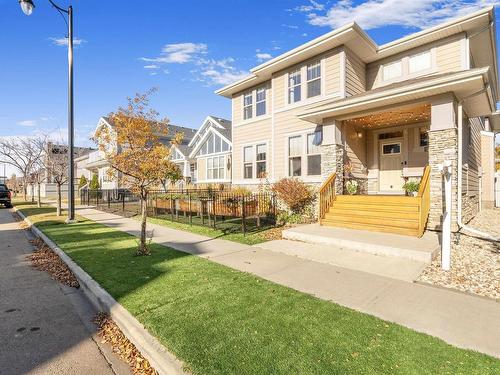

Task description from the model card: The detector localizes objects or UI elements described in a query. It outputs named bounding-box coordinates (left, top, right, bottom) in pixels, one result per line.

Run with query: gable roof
left=97, top=116, right=197, bottom=144
left=188, top=116, right=232, bottom=148
left=216, top=7, right=496, bottom=98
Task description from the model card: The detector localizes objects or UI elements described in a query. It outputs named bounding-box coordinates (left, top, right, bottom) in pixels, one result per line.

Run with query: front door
left=379, top=139, right=404, bottom=193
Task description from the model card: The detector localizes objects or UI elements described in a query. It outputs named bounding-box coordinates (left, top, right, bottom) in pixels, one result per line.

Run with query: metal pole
left=66, top=5, right=75, bottom=222
left=440, top=161, right=452, bottom=271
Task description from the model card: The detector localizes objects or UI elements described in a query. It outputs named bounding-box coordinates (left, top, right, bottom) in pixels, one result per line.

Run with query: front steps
left=321, top=195, right=422, bottom=236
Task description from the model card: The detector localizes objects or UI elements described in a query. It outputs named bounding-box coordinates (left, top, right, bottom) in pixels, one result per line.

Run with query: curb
left=13, top=207, right=187, bottom=375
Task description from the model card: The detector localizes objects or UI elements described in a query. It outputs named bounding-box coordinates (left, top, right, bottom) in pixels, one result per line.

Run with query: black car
left=0, top=184, right=12, bottom=208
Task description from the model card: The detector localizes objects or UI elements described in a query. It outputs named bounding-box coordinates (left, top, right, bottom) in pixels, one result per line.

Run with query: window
left=256, top=144, right=267, bottom=178
left=382, top=143, right=401, bottom=155
left=382, top=60, right=402, bottom=81
left=288, top=136, right=302, bottom=176
left=409, top=51, right=431, bottom=74
left=256, top=88, right=266, bottom=116
left=243, top=92, right=253, bottom=120
left=243, top=146, right=253, bottom=179
left=196, top=132, right=231, bottom=156
left=307, top=61, right=321, bottom=98
left=171, top=148, right=183, bottom=160
left=419, top=128, right=429, bottom=148
left=288, top=69, right=301, bottom=104
left=307, top=132, right=322, bottom=176
left=207, top=156, right=225, bottom=180
left=379, top=131, right=403, bottom=140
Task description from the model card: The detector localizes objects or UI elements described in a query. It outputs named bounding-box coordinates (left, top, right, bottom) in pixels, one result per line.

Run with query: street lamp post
left=18, top=0, right=76, bottom=222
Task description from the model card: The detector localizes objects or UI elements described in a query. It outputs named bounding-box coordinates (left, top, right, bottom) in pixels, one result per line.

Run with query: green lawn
left=17, top=202, right=500, bottom=375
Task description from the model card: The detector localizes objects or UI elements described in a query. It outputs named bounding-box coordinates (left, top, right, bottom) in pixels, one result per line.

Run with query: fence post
left=188, top=192, right=192, bottom=225
left=170, top=192, right=174, bottom=222
left=122, top=191, right=125, bottom=212
left=256, top=194, right=261, bottom=228
left=96, top=190, right=100, bottom=207
left=154, top=196, right=158, bottom=217
left=107, top=190, right=110, bottom=209
left=241, top=195, right=246, bottom=236
left=212, top=194, right=217, bottom=229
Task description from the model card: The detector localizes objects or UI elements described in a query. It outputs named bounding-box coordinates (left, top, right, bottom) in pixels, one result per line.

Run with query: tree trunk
left=23, top=179, right=27, bottom=201
left=31, top=183, right=35, bottom=203
left=56, top=184, right=62, bottom=217
left=137, top=191, right=150, bottom=256
left=37, top=182, right=41, bottom=208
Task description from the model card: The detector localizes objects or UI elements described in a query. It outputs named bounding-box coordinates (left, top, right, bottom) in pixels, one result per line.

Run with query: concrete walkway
left=0, top=207, right=130, bottom=375
left=75, top=208, right=499, bottom=358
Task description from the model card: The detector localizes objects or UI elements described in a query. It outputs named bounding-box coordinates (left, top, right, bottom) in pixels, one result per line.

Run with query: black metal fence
left=80, top=189, right=277, bottom=235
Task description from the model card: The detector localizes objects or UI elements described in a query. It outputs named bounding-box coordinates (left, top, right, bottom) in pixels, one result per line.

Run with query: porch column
left=480, top=118, right=495, bottom=209
left=428, top=94, right=459, bottom=231
left=321, top=118, right=344, bottom=194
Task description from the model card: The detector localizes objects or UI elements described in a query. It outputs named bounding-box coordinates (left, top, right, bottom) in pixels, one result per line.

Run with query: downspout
left=456, top=85, right=500, bottom=242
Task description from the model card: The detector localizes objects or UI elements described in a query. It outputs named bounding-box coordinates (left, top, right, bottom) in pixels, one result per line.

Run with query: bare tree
left=0, top=137, right=46, bottom=201
left=44, top=146, right=69, bottom=216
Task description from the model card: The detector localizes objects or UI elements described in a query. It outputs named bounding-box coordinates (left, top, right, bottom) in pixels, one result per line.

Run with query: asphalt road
left=0, top=207, right=130, bottom=375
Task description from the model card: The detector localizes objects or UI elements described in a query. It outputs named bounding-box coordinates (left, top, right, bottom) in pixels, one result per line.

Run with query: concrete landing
left=282, top=224, right=440, bottom=263
left=255, top=240, right=428, bottom=282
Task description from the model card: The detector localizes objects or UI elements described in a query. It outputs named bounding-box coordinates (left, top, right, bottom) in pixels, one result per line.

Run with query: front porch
left=318, top=102, right=432, bottom=236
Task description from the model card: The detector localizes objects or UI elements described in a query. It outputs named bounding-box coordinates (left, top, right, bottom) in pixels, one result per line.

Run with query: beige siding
left=197, top=157, right=206, bottom=181
left=344, top=124, right=367, bottom=177
left=345, top=47, right=366, bottom=96
left=232, top=81, right=272, bottom=126
left=462, top=117, right=482, bottom=196
left=480, top=132, right=495, bottom=205
left=232, top=118, right=272, bottom=181
left=232, top=94, right=243, bottom=125
left=367, top=34, right=465, bottom=90
left=324, top=48, right=342, bottom=95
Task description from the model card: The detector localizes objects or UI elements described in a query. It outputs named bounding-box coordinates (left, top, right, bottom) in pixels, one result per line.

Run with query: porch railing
left=417, top=165, right=431, bottom=236
left=319, top=172, right=337, bottom=220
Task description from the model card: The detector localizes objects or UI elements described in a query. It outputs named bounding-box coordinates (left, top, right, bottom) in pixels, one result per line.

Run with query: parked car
left=0, top=184, right=12, bottom=208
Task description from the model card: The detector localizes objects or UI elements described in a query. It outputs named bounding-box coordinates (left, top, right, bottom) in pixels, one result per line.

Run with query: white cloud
left=256, top=53, right=273, bottom=62
left=295, top=0, right=325, bottom=12
left=141, top=42, right=207, bottom=64
left=281, top=24, right=299, bottom=29
left=144, top=64, right=159, bottom=69
left=49, top=37, right=86, bottom=46
left=299, top=0, right=500, bottom=30
left=17, top=120, right=37, bottom=127
left=140, top=43, right=248, bottom=86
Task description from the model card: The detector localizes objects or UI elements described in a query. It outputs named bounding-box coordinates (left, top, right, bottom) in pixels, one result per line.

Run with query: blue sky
left=1, top=0, right=499, bottom=166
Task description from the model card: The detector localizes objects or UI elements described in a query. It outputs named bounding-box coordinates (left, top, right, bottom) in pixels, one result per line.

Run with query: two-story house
left=217, top=7, right=499, bottom=236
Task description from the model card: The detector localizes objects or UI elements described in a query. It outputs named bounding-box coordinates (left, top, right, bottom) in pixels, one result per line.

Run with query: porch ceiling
left=343, top=104, right=431, bottom=130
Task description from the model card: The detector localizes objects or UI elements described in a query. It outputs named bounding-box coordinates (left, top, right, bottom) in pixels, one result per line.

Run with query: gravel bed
left=418, top=209, right=500, bottom=300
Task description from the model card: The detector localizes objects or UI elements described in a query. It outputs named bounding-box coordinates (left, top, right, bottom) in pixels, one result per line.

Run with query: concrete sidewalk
left=74, top=207, right=500, bottom=358
left=0, top=207, right=130, bottom=375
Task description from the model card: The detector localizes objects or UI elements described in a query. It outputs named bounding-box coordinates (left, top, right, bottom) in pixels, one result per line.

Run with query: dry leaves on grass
left=93, top=313, right=158, bottom=375
left=27, top=238, right=80, bottom=288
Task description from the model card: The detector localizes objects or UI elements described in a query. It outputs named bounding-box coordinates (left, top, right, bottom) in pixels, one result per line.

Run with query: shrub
left=78, top=175, right=88, bottom=189
left=272, top=178, right=315, bottom=214
left=89, top=174, right=100, bottom=190
left=231, top=186, right=252, bottom=196
left=403, top=180, right=420, bottom=194
left=345, top=180, right=358, bottom=195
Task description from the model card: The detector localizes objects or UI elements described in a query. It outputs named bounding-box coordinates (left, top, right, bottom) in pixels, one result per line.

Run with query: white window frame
left=285, top=130, right=323, bottom=180
left=381, top=48, right=436, bottom=84
left=380, top=142, right=402, bottom=155
left=285, top=59, right=325, bottom=108
left=408, top=50, right=432, bottom=74
left=243, top=92, right=253, bottom=120
left=382, top=60, right=403, bottom=82
left=306, top=132, right=322, bottom=176
left=288, top=68, right=302, bottom=104
left=242, top=142, right=268, bottom=180
left=207, top=155, right=225, bottom=180
left=306, top=60, right=321, bottom=98
left=256, top=87, right=266, bottom=117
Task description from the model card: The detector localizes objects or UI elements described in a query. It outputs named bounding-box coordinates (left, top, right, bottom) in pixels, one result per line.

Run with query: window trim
left=256, top=87, right=267, bottom=117
left=243, top=91, right=253, bottom=120
left=285, top=130, right=323, bottom=181
left=380, top=48, right=436, bottom=84
left=241, top=141, right=269, bottom=181
left=380, top=142, right=402, bottom=156
left=285, top=59, right=325, bottom=108
left=206, top=155, right=226, bottom=181
left=306, top=60, right=322, bottom=99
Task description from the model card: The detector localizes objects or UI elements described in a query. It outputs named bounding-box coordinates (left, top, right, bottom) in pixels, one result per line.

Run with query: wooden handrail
left=417, top=165, right=431, bottom=236
left=319, top=172, right=337, bottom=220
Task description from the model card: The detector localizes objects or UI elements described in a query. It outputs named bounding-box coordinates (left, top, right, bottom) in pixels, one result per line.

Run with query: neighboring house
left=84, top=116, right=197, bottom=189
left=216, top=7, right=500, bottom=236
left=44, top=142, right=94, bottom=184
left=186, top=116, right=232, bottom=185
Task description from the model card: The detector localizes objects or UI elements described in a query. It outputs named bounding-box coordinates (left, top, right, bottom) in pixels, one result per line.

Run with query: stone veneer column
left=321, top=119, right=344, bottom=194
left=428, top=95, right=459, bottom=231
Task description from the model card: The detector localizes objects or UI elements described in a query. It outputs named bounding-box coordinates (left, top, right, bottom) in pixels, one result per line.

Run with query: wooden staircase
left=319, top=166, right=431, bottom=237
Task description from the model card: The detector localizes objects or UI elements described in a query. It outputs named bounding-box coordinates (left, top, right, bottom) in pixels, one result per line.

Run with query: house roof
left=215, top=7, right=496, bottom=98
left=100, top=116, right=197, bottom=144
left=188, top=116, right=232, bottom=148
left=298, top=67, right=495, bottom=123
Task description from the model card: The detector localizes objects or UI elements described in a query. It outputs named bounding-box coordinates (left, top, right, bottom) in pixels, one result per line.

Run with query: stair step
left=323, top=214, right=419, bottom=229
left=329, top=207, right=419, bottom=218
left=330, top=203, right=420, bottom=213
left=336, top=195, right=418, bottom=204
left=320, top=219, right=420, bottom=236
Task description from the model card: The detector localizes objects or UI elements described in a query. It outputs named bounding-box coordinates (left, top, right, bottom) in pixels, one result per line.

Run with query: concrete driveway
left=0, top=207, right=130, bottom=375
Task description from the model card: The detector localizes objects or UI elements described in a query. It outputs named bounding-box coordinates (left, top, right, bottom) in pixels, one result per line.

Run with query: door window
left=382, top=143, right=401, bottom=155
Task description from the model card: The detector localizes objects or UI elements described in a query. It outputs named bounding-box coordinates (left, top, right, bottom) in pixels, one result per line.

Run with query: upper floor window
left=196, top=132, right=231, bottom=157
left=307, top=61, right=321, bottom=98
left=288, top=69, right=302, bottom=104
left=382, top=60, right=402, bottom=81
left=243, top=92, right=253, bottom=120
left=409, top=51, right=431, bottom=74
left=256, top=88, right=266, bottom=116
left=171, top=148, right=183, bottom=160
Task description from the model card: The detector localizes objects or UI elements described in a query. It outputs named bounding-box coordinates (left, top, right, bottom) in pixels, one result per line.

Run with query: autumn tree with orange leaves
left=94, top=89, right=182, bottom=255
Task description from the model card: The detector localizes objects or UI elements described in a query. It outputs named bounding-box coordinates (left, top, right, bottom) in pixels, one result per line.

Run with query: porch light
left=19, top=0, right=35, bottom=15
left=356, top=131, right=363, bottom=139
